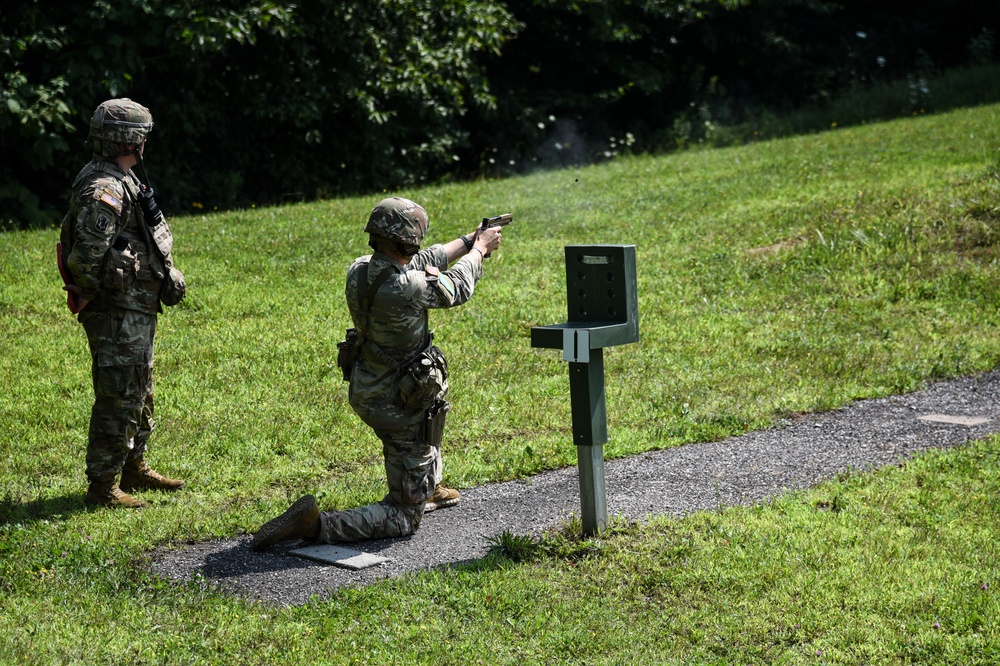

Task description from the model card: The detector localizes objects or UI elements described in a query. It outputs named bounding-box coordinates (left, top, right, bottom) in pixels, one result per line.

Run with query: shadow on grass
left=0, top=492, right=90, bottom=527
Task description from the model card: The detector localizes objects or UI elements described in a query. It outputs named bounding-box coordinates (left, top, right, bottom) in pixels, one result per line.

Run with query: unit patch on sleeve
left=433, top=271, right=457, bottom=304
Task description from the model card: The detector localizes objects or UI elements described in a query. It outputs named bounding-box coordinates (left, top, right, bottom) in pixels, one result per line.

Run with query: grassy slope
left=0, top=103, right=998, bottom=664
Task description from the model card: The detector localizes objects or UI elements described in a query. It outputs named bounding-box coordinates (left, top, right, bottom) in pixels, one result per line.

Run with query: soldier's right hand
left=475, top=225, right=502, bottom=256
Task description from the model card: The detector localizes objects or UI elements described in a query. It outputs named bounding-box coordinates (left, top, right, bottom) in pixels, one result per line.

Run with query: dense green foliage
left=1, top=100, right=999, bottom=663
left=2, top=0, right=997, bottom=227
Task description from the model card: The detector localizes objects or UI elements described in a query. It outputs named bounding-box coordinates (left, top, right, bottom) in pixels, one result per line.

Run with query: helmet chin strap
left=369, top=235, right=419, bottom=258
left=395, top=241, right=420, bottom=257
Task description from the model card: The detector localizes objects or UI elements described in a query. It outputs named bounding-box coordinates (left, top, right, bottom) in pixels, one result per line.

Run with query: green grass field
left=1, top=101, right=998, bottom=664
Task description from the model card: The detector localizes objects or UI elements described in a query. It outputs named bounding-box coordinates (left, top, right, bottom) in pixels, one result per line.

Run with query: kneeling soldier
left=252, top=197, right=503, bottom=549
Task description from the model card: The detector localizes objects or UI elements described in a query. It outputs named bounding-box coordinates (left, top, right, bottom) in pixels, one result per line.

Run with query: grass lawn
left=1, top=101, right=998, bottom=664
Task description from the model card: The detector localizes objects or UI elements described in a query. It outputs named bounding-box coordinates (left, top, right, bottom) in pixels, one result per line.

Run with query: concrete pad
left=289, top=544, right=389, bottom=570
left=917, top=414, right=991, bottom=427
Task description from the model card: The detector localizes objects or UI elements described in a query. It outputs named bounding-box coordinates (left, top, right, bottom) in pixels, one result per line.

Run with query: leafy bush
left=2, top=0, right=997, bottom=228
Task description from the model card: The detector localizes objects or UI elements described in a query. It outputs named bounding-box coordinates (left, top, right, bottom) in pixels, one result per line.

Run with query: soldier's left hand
left=63, top=283, right=90, bottom=311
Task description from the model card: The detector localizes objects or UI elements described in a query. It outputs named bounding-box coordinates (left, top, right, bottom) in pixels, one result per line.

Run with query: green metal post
left=568, top=349, right=607, bottom=535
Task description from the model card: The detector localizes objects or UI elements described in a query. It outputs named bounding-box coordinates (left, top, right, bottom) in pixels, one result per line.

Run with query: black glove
left=137, top=185, right=165, bottom=227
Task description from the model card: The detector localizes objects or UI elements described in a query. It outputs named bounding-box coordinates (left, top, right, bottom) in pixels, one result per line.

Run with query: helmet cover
left=364, top=197, right=429, bottom=246
left=88, top=98, right=154, bottom=157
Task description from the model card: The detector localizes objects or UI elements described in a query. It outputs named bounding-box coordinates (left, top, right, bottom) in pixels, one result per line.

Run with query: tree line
left=2, top=0, right=996, bottom=228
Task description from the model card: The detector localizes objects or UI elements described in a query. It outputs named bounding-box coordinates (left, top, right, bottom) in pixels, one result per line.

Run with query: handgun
left=479, top=213, right=512, bottom=258
left=480, top=213, right=513, bottom=230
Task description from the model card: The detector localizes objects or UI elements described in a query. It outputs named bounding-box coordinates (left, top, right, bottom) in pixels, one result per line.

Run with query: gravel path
left=152, top=370, right=1000, bottom=606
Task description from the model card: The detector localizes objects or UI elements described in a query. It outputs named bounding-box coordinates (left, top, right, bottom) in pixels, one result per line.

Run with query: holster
left=424, top=398, right=450, bottom=448
left=398, top=345, right=448, bottom=409
left=336, top=328, right=361, bottom=381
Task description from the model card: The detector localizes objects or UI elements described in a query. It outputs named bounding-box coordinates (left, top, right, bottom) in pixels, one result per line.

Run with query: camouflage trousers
left=79, top=304, right=157, bottom=483
left=317, top=424, right=443, bottom=542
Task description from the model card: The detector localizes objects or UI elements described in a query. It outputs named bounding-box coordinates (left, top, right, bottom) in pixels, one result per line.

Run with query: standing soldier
left=252, top=197, right=503, bottom=549
left=59, top=98, right=187, bottom=508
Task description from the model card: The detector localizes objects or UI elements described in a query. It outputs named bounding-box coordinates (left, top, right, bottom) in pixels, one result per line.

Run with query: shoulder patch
left=433, top=272, right=458, bottom=303
left=97, top=189, right=123, bottom=214
left=425, top=265, right=440, bottom=281
left=95, top=212, right=113, bottom=233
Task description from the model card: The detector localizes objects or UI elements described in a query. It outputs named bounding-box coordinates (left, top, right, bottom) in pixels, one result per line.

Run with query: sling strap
left=358, top=262, right=395, bottom=315
left=354, top=259, right=431, bottom=373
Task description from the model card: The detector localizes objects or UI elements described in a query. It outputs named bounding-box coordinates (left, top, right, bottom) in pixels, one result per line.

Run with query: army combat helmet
left=364, top=197, right=429, bottom=256
left=88, top=98, right=154, bottom=158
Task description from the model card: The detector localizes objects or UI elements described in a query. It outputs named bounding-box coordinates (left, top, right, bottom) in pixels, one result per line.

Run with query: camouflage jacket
left=346, top=246, right=482, bottom=428
left=60, top=158, right=171, bottom=314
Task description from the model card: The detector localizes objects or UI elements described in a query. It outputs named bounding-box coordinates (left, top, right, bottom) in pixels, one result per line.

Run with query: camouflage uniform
left=317, top=201, right=482, bottom=541
left=61, top=99, right=184, bottom=503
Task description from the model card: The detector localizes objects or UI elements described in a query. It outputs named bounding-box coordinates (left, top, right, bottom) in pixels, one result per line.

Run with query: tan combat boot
left=251, top=495, right=321, bottom=551
left=424, top=485, right=461, bottom=512
left=84, top=480, right=146, bottom=509
left=120, top=457, right=185, bottom=492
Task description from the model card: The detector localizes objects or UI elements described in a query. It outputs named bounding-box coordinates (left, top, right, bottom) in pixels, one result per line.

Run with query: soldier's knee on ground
left=401, top=501, right=425, bottom=532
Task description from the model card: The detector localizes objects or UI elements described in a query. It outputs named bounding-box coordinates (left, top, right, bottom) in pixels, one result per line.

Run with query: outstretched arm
left=443, top=225, right=502, bottom=263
